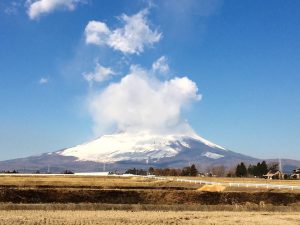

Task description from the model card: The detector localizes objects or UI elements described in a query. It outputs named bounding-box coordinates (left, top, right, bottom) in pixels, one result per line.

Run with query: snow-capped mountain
left=58, top=131, right=226, bottom=163
left=0, top=131, right=266, bottom=173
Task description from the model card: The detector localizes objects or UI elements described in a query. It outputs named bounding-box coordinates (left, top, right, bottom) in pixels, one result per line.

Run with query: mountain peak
left=59, top=131, right=226, bottom=163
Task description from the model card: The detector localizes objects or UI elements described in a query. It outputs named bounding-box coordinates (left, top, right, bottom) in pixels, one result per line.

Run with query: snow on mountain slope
left=59, top=131, right=226, bottom=163
left=202, top=152, right=224, bottom=159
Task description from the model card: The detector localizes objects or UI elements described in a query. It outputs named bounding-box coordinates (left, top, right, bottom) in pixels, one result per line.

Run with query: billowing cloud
left=84, top=9, right=162, bottom=54
left=152, top=56, right=169, bottom=74
left=87, top=64, right=201, bottom=135
left=27, top=0, right=84, bottom=20
left=82, top=9, right=201, bottom=136
left=83, top=62, right=115, bottom=85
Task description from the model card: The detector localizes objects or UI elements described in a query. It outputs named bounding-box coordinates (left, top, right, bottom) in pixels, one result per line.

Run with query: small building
left=197, top=172, right=205, bottom=177
left=291, top=168, right=300, bottom=179
left=263, top=170, right=285, bottom=179
left=74, top=172, right=110, bottom=176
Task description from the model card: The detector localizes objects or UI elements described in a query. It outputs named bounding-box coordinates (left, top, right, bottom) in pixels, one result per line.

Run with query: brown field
left=1, top=203, right=300, bottom=211
left=0, top=210, right=299, bottom=225
left=0, top=175, right=299, bottom=191
left=0, top=175, right=299, bottom=224
left=0, top=175, right=199, bottom=189
left=178, top=176, right=300, bottom=186
left=0, top=175, right=299, bottom=205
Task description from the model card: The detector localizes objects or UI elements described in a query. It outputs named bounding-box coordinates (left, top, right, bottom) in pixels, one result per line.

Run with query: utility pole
left=278, top=158, right=283, bottom=172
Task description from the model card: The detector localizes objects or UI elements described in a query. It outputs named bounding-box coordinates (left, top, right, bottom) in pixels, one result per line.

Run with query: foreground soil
left=0, top=210, right=299, bottom=225
left=0, top=187, right=300, bottom=205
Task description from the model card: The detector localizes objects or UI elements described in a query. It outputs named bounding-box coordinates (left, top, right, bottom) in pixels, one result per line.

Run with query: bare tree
left=211, top=165, right=226, bottom=177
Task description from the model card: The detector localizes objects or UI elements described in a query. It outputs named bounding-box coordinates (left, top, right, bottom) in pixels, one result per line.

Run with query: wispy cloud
left=26, top=0, right=84, bottom=20
left=38, top=77, right=49, bottom=84
left=4, top=1, right=22, bottom=15
left=83, top=62, right=115, bottom=85
left=152, top=56, right=169, bottom=74
left=161, top=0, right=222, bottom=17
left=84, top=9, right=162, bottom=54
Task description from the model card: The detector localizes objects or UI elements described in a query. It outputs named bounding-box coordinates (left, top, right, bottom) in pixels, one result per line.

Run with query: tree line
left=235, top=161, right=277, bottom=177
left=125, top=161, right=277, bottom=178
left=125, top=164, right=199, bottom=176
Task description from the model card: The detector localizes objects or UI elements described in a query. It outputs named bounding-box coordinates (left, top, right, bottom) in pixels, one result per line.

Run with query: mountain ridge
left=0, top=131, right=299, bottom=173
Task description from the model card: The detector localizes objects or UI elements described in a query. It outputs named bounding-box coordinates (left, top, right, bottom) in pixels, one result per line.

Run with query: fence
left=143, top=176, right=300, bottom=191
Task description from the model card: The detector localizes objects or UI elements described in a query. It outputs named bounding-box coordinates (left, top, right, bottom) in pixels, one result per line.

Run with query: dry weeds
left=1, top=203, right=300, bottom=211
left=0, top=210, right=299, bottom=225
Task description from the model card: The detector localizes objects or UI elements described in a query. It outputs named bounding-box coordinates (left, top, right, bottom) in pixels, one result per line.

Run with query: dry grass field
left=0, top=175, right=199, bottom=189
left=181, top=176, right=300, bottom=186
left=0, top=210, right=299, bottom=225
left=0, top=175, right=299, bottom=205
left=1, top=175, right=299, bottom=190
left=0, top=175, right=299, bottom=224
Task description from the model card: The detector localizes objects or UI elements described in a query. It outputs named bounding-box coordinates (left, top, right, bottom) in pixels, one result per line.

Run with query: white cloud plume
left=83, top=62, right=115, bottom=85
left=82, top=9, right=201, bottom=136
left=88, top=64, right=201, bottom=135
left=38, top=77, right=48, bottom=84
left=84, top=9, right=162, bottom=54
left=27, top=0, right=83, bottom=20
left=152, top=56, right=169, bottom=74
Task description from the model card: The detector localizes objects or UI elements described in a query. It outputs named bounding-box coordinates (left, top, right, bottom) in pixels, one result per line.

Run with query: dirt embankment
left=0, top=188, right=299, bottom=205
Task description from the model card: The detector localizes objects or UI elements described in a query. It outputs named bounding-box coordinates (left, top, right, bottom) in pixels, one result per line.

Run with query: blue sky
left=0, top=0, right=300, bottom=160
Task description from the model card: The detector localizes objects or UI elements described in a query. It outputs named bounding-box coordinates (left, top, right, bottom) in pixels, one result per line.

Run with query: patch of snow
left=202, top=152, right=224, bottom=159
left=74, top=172, right=109, bottom=176
left=180, top=141, right=190, bottom=148
left=191, top=134, right=226, bottom=150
